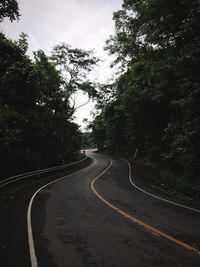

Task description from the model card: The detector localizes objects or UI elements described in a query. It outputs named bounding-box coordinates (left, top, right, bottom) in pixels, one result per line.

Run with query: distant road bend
left=1, top=149, right=200, bottom=267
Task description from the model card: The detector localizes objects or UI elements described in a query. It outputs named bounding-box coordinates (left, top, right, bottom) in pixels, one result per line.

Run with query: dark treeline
left=81, top=131, right=95, bottom=149
left=92, top=0, right=200, bottom=197
left=0, top=1, right=98, bottom=177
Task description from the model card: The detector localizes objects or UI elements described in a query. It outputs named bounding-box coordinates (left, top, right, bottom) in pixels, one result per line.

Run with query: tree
left=0, top=33, right=81, bottom=177
left=80, top=131, right=95, bottom=149
left=15, top=32, right=29, bottom=53
left=0, top=0, right=20, bottom=22
left=93, top=0, right=200, bottom=197
left=51, top=43, right=99, bottom=115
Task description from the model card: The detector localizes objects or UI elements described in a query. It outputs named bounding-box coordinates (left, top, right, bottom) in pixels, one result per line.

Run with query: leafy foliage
left=0, top=0, right=20, bottom=22
left=92, top=0, right=200, bottom=197
left=80, top=131, right=95, bottom=149
left=0, top=33, right=81, bottom=177
left=51, top=44, right=99, bottom=115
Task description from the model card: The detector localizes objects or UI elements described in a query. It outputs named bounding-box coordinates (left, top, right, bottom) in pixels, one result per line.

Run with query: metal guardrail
left=0, top=156, right=87, bottom=188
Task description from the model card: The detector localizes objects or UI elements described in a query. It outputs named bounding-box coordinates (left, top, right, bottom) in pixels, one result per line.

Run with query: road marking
left=124, top=160, right=200, bottom=214
left=27, top=158, right=96, bottom=267
left=0, top=157, right=88, bottom=188
left=91, top=159, right=200, bottom=256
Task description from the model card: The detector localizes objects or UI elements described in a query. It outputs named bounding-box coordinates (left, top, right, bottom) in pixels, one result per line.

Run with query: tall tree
left=0, top=33, right=81, bottom=177
left=0, top=0, right=20, bottom=22
left=51, top=43, right=99, bottom=115
left=93, top=0, right=200, bottom=197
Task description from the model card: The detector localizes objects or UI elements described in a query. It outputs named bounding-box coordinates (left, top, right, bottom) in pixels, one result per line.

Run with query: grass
left=127, top=157, right=200, bottom=201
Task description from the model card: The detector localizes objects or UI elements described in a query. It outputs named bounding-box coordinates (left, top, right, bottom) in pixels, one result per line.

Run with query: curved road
left=28, top=149, right=200, bottom=267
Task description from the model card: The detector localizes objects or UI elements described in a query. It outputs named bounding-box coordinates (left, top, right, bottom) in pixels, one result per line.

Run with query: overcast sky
left=0, top=0, right=122, bottom=130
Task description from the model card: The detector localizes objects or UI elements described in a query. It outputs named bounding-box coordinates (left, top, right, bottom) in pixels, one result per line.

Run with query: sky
left=0, top=0, right=123, bottom=131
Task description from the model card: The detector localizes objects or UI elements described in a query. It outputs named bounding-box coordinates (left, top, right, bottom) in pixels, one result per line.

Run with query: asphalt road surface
left=1, top=149, right=200, bottom=266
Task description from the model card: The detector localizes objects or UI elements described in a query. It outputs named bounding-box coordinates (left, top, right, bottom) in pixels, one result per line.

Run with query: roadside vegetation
left=1, top=1, right=200, bottom=200
left=91, top=0, right=200, bottom=200
left=0, top=1, right=98, bottom=178
left=81, top=131, right=96, bottom=150
left=0, top=156, right=92, bottom=202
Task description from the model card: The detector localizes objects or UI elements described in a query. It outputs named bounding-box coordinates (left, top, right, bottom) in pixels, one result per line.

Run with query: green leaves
left=94, top=0, right=200, bottom=189
left=0, top=0, right=20, bottom=22
left=0, top=34, right=81, bottom=177
left=51, top=43, right=99, bottom=114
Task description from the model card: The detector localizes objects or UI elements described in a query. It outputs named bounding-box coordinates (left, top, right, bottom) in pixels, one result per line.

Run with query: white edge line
left=124, top=159, right=200, bottom=214
left=27, top=157, right=96, bottom=267
left=1, top=157, right=87, bottom=187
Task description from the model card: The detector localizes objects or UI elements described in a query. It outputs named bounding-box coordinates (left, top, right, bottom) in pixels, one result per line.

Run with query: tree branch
left=73, top=98, right=90, bottom=112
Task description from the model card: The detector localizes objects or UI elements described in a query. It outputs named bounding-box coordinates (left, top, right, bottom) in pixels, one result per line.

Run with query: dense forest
left=1, top=0, right=200, bottom=198
left=91, top=0, right=200, bottom=197
left=0, top=0, right=98, bottom=177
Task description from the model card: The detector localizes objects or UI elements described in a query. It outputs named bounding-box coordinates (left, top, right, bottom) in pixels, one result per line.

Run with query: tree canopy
left=51, top=44, right=99, bottom=115
left=0, top=0, right=20, bottom=22
left=0, top=0, right=100, bottom=177
left=0, top=32, right=84, bottom=177
left=92, top=0, right=200, bottom=198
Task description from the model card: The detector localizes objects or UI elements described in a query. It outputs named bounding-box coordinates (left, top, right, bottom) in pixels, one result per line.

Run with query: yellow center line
left=91, top=159, right=200, bottom=255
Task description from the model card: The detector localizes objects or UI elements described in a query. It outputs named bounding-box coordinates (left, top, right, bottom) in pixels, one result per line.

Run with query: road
left=1, top=149, right=200, bottom=266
